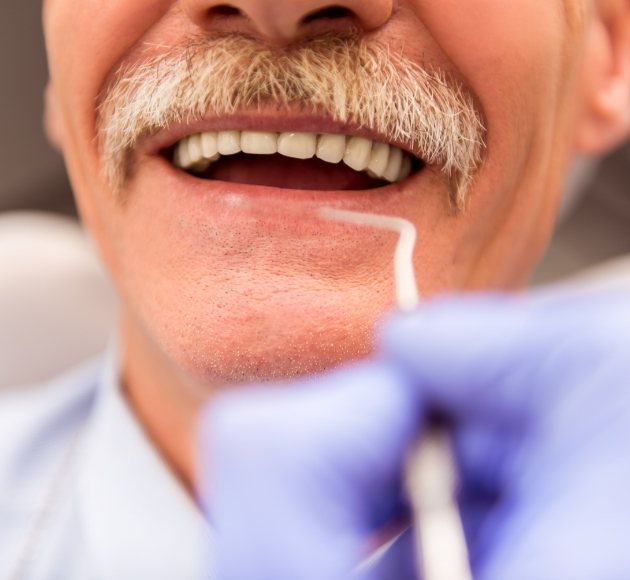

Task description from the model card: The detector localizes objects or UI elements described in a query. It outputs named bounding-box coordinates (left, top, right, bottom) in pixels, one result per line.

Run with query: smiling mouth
left=169, top=130, right=423, bottom=191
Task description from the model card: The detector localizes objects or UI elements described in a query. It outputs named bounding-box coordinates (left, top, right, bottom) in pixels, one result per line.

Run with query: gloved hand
left=198, top=360, right=420, bottom=580
left=197, top=290, right=630, bottom=580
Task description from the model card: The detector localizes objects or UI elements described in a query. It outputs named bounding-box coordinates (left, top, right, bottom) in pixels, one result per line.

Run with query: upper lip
left=141, top=109, right=423, bottom=161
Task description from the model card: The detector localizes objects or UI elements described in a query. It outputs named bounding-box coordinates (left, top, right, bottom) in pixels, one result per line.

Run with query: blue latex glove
left=198, top=290, right=630, bottom=580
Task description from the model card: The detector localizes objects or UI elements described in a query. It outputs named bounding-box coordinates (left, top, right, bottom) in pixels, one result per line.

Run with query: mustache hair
left=98, top=33, right=486, bottom=208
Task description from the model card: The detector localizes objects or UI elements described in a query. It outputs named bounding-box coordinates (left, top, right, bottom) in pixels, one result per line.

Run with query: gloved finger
left=357, top=528, right=417, bottom=580
left=197, top=361, right=424, bottom=580
left=379, top=292, right=630, bottom=579
left=378, top=292, right=630, bottom=423
left=475, top=453, right=630, bottom=580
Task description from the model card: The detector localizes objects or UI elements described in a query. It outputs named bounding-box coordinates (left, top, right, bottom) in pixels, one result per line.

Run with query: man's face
left=43, top=0, right=600, bottom=384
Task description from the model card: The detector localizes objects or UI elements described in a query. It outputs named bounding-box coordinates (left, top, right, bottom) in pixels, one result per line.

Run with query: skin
left=42, top=0, right=630, bottom=490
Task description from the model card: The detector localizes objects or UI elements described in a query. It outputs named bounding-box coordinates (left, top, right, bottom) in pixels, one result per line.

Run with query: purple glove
left=198, top=291, right=630, bottom=580
left=198, top=361, right=420, bottom=580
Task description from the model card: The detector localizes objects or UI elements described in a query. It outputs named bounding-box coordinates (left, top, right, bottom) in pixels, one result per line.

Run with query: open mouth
left=169, top=131, right=423, bottom=191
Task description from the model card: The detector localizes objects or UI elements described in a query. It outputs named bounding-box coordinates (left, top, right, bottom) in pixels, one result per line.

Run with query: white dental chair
left=0, top=212, right=117, bottom=388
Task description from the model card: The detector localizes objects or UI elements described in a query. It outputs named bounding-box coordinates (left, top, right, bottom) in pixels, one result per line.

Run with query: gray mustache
left=98, top=33, right=486, bottom=207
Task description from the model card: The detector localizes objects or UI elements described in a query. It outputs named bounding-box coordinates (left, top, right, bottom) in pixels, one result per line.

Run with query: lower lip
left=128, top=155, right=440, bottom=289
left=145, top=154, right=423, bottom=218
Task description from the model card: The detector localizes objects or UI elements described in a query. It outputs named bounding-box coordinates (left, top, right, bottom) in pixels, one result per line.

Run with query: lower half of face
left=99, top=136, right=568, bottom=385
left=47, top=1, right=586, bottom=386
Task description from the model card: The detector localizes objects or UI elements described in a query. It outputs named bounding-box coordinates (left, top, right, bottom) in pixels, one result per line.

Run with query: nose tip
left=181, top=0, right=394, bottom=43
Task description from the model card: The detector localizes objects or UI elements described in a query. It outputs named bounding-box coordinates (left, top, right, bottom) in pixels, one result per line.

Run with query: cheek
left=43, top=0, right=173, bottom=271
left=45, top=0, right=170, bottom=130
left=409, top=0, right=577, bottom=285
left=45, top=0, right=171, bottom=92
left=418, top=0, right=567, bottom=149
left=43, top=1, right=171, bottom=186
left=417, top=0, right=565, bottom=87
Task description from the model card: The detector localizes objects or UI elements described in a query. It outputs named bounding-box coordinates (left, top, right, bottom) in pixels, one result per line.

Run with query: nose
left=181, top=0, right=394, bottom=43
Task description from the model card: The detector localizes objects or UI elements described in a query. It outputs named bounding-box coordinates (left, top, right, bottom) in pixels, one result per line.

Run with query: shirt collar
left=77, top=346, right=215, bottom=580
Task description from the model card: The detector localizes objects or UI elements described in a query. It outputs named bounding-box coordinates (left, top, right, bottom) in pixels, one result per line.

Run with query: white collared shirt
left=0, top=351, right=214, bottom=580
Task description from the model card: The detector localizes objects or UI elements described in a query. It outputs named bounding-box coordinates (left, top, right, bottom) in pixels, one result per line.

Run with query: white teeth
left=174, top=134, right=207, bottom=171
left=173, top=131, right=415, bottom=184
left=316, top=134, right=347, bottom=164
left=241, top=131, right=277, bottom=155
left=367, top=142, right=390, bottom=179
left=383, top=147, right=403, bottom=183
left=175, top=137, right=194, bottom=169
left=174, top=141, right=189, bottom=169
left=218, top=131, right=241, bottom=156
left=277, top=132, right=317, bottom=160
left=343, top=137, right=373, bottom=172
left=187, top=134, right=203, bottom=164
left=183, top=134, right=211, bottom=172
left=201, top=132, right=219, bottom=161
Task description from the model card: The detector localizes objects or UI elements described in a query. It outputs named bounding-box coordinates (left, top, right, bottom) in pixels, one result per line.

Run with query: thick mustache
left=97, top=33, right=486, bottom=207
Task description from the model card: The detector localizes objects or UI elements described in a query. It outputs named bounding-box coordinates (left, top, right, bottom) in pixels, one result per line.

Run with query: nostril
left=301, top=6, right=354, bottom=25
left=208, top=4, right=242, bottom=18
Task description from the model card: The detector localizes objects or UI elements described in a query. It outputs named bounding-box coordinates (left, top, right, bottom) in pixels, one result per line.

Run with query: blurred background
left=0, top=5, right=629, bottom=386
left=1, top=2, right=74, bottom=215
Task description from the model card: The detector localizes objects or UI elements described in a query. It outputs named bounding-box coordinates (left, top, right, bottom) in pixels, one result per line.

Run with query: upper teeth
left=173, top=131, right=413, bottom=184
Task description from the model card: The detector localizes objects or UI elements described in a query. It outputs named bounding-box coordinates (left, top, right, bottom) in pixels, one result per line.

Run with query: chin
left=127, top=278, right=392, bottom=387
